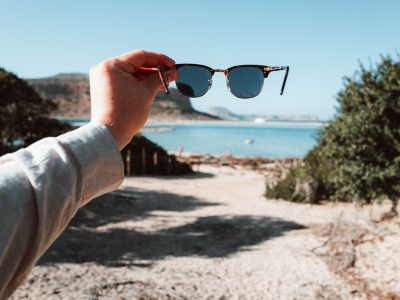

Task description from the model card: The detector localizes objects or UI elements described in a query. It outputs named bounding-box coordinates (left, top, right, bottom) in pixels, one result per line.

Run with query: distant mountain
left=150, top=88, right=219, bottom=121
left=208, top=106, right=325, bottom=122
left=27, top=74, right=218, bottom=121
left=207, top=107, right=242, bottom=121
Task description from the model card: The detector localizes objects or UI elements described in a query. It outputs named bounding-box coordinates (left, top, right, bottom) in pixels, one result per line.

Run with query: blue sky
left=1, top=1, right=399, bottom=119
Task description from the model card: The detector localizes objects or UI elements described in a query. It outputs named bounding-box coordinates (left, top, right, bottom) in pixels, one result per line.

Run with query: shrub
left=265, top=166, right=319, bottom=203
left=266, top=56, right=400, bottom=210
left=319, top=56, right=400, bottom=210
left=0, top=68, right=73, bottom=155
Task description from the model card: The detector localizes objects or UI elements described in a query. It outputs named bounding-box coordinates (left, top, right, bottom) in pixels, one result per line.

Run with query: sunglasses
left=157, top=64, right=289, bottom=99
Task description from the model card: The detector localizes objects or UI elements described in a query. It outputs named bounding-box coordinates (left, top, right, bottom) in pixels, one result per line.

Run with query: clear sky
left=1, top=0, right=399, bottom=119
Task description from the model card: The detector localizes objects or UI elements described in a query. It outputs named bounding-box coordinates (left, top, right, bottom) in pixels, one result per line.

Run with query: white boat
left=254, top=118, right=266, bottom=123
left=245, top=139, right=254, bottom=144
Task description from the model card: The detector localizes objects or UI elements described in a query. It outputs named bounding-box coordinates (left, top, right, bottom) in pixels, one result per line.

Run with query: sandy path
left=11, top=165, right=400, bottom=300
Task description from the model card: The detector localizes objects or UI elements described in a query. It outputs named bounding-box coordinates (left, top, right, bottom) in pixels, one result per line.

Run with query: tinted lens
left=176, top=66, right=212, bottom=97
left=227, top=67, right=264, bottom=98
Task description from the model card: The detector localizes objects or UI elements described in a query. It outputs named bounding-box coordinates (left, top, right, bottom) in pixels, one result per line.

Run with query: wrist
left=103, top=124, right=129, bottom=151
left=90, top=117, right=128, bottom=151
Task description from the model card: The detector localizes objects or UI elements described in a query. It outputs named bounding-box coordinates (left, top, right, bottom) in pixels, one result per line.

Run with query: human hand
left=89, top=50, right=179, bottom=150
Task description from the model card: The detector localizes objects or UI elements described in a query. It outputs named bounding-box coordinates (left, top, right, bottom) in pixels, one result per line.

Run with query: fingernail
left=166, top=57, right=175, bottom=67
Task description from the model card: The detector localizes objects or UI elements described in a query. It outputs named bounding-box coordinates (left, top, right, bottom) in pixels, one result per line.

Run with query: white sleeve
left=0, top=122, right=124, bottom=299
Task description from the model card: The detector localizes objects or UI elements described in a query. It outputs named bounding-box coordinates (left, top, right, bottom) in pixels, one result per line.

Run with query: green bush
left=266, top=56, right=400, bottom=210
left=265, top=167, right=302, bottom=201
left=319, top=56, right=400, bottom=210
left=264, top=147, right=335, bottom=203
left=302, top=146, right=336, bottom=200
left=0, top=68, right=73, bottom=155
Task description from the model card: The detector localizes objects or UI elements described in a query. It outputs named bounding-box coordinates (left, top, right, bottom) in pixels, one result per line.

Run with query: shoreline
left=169, top=151, right=302, bottom=160
left=145, top=119, right=327, bottom=127
left=56, top=117, right=327, bottom=128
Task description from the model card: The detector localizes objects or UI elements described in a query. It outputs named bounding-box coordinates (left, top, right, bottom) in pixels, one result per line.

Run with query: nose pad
left=208, top=79, right=212, bottom=90
left=226, top=78, right=231, bottom=90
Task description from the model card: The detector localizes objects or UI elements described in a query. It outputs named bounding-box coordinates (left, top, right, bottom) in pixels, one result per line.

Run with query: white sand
left=11, top=165, right=400, bottom=300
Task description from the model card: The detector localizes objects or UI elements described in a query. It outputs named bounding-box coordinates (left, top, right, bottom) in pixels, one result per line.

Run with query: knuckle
left=134, top=49, right=146, bottom=58
left=169, top=69, right=179, bottom=81
left=89, top=65, right=98, bottom=74
left=97, top=59, right=114, bottom=73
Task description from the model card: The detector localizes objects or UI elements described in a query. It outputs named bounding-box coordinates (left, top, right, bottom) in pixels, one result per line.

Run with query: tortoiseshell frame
left=158, top=64, right=289, bottom=98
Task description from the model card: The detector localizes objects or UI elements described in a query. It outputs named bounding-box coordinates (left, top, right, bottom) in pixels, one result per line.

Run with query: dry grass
left=312, top=215, right=400, bottom=300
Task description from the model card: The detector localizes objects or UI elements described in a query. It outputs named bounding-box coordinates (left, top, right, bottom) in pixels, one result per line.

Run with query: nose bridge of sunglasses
left=212, top=69, right=230, bottom=77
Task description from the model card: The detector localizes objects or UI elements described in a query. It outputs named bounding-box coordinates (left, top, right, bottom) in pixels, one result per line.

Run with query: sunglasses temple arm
left=280, top=66, right=289, bottom=95
left=157, top=66, right=170, bottom=95
left=268, top=66, right=289, bottom=95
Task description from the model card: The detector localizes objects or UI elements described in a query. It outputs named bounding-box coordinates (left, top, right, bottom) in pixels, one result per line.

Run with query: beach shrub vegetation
left=320, top=56, right=400, bottom=210
left=265, top=166, right=307, bottom=202
left=265, top=148, right=334, bottom=204
left=267, top=56, right=400, bottom=210
left=0, top=68, right=73, bottom=155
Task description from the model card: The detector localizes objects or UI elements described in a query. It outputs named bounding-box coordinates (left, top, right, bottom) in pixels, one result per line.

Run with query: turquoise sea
left=141, top=122, right=323, bottom=159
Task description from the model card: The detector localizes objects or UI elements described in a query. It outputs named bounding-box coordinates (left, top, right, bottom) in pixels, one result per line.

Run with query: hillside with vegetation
left=0, top=68, right=193, bottom=175
left=0, top=68, right=73, bottom=155
left=27, top=74, right=219, bottom=121
left=27, top=73, right=91, bottom=119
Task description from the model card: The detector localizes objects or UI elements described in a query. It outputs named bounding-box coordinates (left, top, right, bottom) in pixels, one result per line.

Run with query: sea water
left=141, top=122, right=323, bottom=159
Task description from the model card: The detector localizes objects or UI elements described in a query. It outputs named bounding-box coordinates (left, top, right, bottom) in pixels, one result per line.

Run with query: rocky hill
left=149, top=87, right=219, bottom=121
left=27, top=74, right=91, bottom=119
left=27, top=73, right=218, bottom=121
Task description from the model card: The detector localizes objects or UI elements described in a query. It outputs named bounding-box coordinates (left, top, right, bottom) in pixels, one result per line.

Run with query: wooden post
left=295, top=178, right=300, bottom=194
left=142, top=147, right=146, bottom=175
left=126, top=148, right=131, bottom=177
left=154, top=152, right=158, bottom=175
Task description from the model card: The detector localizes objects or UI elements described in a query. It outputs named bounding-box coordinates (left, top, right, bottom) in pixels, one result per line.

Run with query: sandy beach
left=11, top=164, right=400, bottom=300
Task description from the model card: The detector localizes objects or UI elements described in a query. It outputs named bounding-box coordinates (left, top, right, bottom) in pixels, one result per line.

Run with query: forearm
left=0, top=122, right=123, bottom=299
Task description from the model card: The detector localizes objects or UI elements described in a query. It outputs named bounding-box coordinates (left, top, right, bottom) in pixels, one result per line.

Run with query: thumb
left=142, top=69, right=179, bottom=92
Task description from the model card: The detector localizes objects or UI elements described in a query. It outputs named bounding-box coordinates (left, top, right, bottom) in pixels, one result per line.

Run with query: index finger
left=117, top=50, right=175, bottom=73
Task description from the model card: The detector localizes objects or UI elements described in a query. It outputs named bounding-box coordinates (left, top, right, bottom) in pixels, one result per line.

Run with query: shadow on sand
left=38, top=185, right=305, bottom=267
left=136, top=171, right=216, bottom=180
left=68, top=186, right=219, bottom=229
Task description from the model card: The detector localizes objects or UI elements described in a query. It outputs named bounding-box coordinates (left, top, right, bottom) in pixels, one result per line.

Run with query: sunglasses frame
left=157, top=64, right=289, bottom=98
